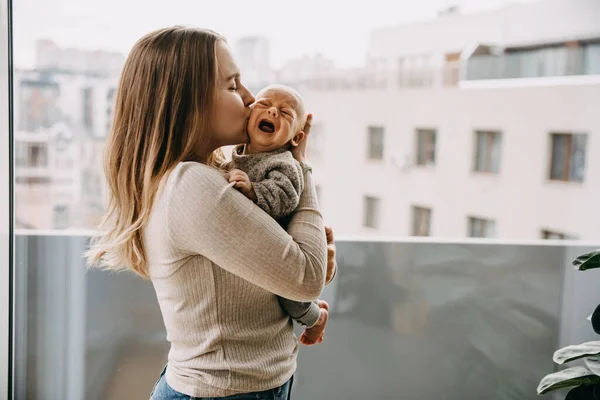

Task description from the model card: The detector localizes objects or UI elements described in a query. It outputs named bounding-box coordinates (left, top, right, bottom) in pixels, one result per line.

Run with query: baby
left=226, top=84, right=329, bottom=345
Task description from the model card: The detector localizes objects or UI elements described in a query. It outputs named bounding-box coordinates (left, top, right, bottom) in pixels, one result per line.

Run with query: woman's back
left=145, top=162, right=324, bottom=397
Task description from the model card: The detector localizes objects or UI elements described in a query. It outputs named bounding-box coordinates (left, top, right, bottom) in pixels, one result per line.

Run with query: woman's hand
left=292, top=113, right=312, bottom=163
left=325, top=225, right=337, bottom=284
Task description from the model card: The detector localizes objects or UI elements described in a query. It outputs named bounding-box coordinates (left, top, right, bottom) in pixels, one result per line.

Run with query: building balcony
left=11, top=232, right=599, bottom=399
left=464, top=43, right=600, bottom=82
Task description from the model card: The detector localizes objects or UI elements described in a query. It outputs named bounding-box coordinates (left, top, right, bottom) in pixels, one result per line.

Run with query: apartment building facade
left=304, top=0, right=600, bottom=240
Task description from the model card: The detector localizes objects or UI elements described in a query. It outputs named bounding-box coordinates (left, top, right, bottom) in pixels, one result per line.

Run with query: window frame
left=415, top=128, right=436, bottom=166
left=468, top=216, right=496, bottom=238
left=411, top=205, right=432, bottom=236
left=549, top=132, right=587, bottom=182
left=366, top=125, right=384, bottom=161
left=363, top=195, right=381, bottom=229
left=473, top=130, right=502, bottom=173
left=1, top=0, right=14, bottom=396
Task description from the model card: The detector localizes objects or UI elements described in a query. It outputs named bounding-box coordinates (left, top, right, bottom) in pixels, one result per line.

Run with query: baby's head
left=246, top=84, right=307, bottom=153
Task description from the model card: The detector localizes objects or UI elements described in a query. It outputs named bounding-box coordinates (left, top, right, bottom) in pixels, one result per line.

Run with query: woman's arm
left=166, top=162, right=327, bottom=302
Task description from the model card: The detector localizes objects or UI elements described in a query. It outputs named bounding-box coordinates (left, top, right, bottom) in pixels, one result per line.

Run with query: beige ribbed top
left=144, top=161, right=327, bottom=398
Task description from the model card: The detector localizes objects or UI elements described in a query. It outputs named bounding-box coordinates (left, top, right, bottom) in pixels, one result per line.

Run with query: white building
left=35, top=39, right=125, bottom=77
left=14, top=68, right=117, bottom=230
left=305, top=0, right=600, bottom=240
left=234, top=36, right=276, bottom=93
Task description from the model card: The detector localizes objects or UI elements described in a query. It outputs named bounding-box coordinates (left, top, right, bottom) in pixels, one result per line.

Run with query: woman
left=86, top=26, right=335, bottom=400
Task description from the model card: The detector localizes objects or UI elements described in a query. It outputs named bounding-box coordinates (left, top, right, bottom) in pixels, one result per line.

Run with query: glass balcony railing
left=465, top=44, right=600, bottom=81
left=12, top=232, right=600, bottom=399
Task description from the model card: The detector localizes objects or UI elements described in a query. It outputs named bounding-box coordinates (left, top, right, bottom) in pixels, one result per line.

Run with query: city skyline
left=14, top=0, right=538, bottom=69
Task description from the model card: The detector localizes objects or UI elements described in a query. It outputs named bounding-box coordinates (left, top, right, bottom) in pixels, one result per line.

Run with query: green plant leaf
left=537, top=366, right=599, bottom=394
left=573, top=250, right=600, bottom=271
left=554, top=342, right=600, bottom=364
left=584, top=356, right=600, bottom=376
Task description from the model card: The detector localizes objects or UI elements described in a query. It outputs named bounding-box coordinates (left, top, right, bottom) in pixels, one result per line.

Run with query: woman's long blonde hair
left=86, top=26, right=226, bottom=278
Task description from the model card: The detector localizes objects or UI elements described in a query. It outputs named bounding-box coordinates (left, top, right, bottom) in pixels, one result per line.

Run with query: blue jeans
left=150, top=365, right=294, bottom=400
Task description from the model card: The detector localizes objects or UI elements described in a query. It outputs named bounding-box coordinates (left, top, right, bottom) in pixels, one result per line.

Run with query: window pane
left=469, top=217, right=495, bottom=238
left=368, top=126, right=384, bottom=160
left=416, top=129, right=436, bottom=166
left=550, top=134, right=567, bottom=180
left=569, top=134, right=587, bottom=182
left=0, top=0, right=10, bottom=391
left=364, top=196, right=380, bottom=228
left=475, top=131, right=487, bottom=172
left=490, top=133, right=502, bottom=173
left=18, top=81, right=60, bottom=131
left=412, top=206, right=431, bottom=236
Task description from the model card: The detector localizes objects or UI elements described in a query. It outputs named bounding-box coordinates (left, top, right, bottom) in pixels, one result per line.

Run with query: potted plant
left=537, top=250, right=600, bottom=399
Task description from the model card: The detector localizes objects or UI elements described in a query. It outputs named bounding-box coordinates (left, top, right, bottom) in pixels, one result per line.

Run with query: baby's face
left=247, top=85, right=306, bottom=153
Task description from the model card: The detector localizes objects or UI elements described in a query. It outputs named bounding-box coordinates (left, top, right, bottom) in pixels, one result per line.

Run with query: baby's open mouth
left=258, top=119, right=275, bottom=134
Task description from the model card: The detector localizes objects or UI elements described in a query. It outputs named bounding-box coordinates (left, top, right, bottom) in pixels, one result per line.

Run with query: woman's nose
left=242, top=87, right=255, bottom=107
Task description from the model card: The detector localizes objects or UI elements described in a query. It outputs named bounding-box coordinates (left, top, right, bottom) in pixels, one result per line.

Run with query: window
left=541, top=230, right=577, bottom=240
left=52, top=205, right=69, bottom=229
left=82, top=87, right=94, bottom=133
left=468, top=217, right=496, bottom=238
left=15, top=176, right=51, bottom=185
left=474, top=130, right=502, bottom=173
left=105, top=87, right=116, bottom=137
left=29, top=143, right=48, bottom=167
left=412, top=206, right=432, bottom=236
left=549, top=133, right=587, bottom=182
left=14, top=143, right=48, bottom=168
left=416, top=129, right=436, bottom=166
left=18, top=80, right=60, bottom=131
left=363, top=196, right=381, bottom=229
left=367, top=126, right=384, bottom=160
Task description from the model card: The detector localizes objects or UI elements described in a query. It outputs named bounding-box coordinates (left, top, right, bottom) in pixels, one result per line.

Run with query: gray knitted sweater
left=227, top=145, right=304, bottom=220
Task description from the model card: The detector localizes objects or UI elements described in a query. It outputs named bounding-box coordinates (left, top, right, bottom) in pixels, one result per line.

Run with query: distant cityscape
left=14, top=0, right=600, bottom=241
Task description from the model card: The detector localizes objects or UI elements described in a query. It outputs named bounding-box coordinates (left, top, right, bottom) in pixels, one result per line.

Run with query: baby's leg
left=299, top=300, right=329, bottom=346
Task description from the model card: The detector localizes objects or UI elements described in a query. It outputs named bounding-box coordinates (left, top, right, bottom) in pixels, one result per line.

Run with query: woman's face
left=208, top=41, right=255, bottom=151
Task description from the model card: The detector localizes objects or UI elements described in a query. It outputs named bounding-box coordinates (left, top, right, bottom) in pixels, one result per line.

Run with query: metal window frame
left=0, top=0, right=13, bottom=397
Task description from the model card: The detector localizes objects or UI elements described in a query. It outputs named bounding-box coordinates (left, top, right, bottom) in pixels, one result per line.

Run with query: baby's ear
left=290, top=131, right=305, bottom=147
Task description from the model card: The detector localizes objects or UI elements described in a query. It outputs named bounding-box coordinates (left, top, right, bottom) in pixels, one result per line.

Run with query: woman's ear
left=290, top=131, right=306, bottom=147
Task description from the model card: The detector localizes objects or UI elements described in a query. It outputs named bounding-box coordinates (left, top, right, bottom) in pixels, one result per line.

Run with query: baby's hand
left=229, top=169, right=256, bottom=202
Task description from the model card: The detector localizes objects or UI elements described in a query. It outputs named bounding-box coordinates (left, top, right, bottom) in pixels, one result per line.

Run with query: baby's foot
left=300, top=300, right=329, bottom=346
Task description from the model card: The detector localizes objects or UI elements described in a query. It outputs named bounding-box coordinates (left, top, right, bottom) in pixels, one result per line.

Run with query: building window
left=412, top=206, right=432, bottom=236
left=367, top=126, right=384, bottom=160
left=29, top=143, right=48, bottom=167
left=541, top=230, right=577, bottom=240
left=18, top=80, right=60, bottom=131
left=105, top=87, right=116, bottom=137
left=15, top=142, right=48, bottom=168
left=549, top=133, right=587, bottom=182
left=82, top=87, right=94, bottom=134
left=53, top=205, right=69, bottom=229
left=416, top=129, right=436, bottom=166
left=474, top=130, right=502, bottom=173
left=363, top=196, right=381, bottom=229
left=468, top=216, right=496, bottom=238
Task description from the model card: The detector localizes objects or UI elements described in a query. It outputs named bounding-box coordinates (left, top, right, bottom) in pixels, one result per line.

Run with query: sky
left=13, top=0, right=539, bottom=69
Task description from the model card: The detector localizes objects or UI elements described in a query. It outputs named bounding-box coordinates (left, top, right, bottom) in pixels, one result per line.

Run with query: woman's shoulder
left=165, top=161, right=228, bottom=199
left=169, top=161, right=224, bottom=183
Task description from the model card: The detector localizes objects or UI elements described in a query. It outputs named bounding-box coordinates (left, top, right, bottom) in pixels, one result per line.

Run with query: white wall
left=305, top=82, right=600, bottom=240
